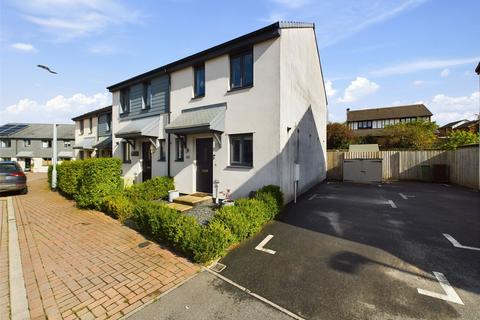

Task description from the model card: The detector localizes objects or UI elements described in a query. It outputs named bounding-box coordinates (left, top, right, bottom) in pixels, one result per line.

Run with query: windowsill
left=227, top=85, right=253, bottom=93
left=191, top=95, right=204, bottom=101
left=122, top=161, right=131, bottom=164
left=175, top=159, right=184, bottom=162
left=227, top=164, right=253, bottom=169
left=158, top=159, right=166, bottom=162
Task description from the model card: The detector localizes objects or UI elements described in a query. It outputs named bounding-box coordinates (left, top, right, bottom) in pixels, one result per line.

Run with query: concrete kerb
left=7, top=196, right=30, bottom=320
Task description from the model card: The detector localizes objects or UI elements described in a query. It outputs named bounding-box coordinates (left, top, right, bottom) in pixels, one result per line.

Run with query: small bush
left=75, top=158, right=122, bottom=209
left=47, top=165, right=53, bottom=188
left=193, top=220, right=234, bottom=263
left=254, top=185, right=283, bottom=215
left=125, top=176, right=174, bottom=202
left=213, top=205, right=250, bottom=241
left=102, top=194, right=134, bottom=222
left=57, top=160, right=85, bottom=198
left=235, top=198, right=272, bottom=233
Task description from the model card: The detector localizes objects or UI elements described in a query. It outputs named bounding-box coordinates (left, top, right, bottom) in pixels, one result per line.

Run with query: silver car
left=0, top=161, right=28, bottom=194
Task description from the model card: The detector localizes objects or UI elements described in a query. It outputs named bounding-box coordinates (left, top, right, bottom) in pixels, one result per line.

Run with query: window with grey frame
left=158, top=139, right=166, bottom=161
left=194, top=64, right=205, bottom=97
left=230, top=50, right=253, bottom=90
left=230, top=133, right=253, bottom=167
left=24, top=139, right=31, bottom=147
left=106, top=113, right=112, bottom=132
left=89, top=117, right=93, bottom=133
left=120, top=88, right=130, bottom=114
left=0, top=139, right=11, bottom=148
left=79, top=120, right=84, bottom=135
left=122, top=141, right=131, bottom=163
left=142, top=82, right=151, bottom=110
left=175, top=137, right=184, bottom=161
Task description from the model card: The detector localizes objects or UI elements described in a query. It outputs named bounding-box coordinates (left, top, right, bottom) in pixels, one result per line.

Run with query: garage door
left=343, top=159, right=382, bottom=183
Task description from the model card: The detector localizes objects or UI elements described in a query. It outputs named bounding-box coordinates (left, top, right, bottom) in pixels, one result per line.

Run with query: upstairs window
left=79, top=120, right=84, bottom=135
left=0, top=139, right=11, bottom=148
left=64, top=140, right=71, bottom=148
left=158, top=139, right=166, bottom=161
left=230, top=134, right=253, bottom=167
left=358, top=121, right=372, bottom=129
left=106, top=114, right=112, bottom=132
left=120, top=88, right=130, bottom=114
left=194, top=64, right=205, bottom=97
left=175, top=138, right=184, bottom=161
left=24, top=139, right=31, bottom=147
left=89, top=117, right=93, bottom=134
left=42, top=140, right=52, bottom=148
left=142, top=82, right=151, bottom=110
left=230, top=50, right=253, bottom=90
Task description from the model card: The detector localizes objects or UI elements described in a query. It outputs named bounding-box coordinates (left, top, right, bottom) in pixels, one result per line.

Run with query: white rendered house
left=108, top=21, right=327, bottom=203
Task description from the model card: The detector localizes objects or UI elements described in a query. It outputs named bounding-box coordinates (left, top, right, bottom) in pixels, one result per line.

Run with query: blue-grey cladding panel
left=119, top=75, right=169, bottom=121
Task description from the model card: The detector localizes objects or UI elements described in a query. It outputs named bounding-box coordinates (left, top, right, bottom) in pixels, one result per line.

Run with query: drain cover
left=138, top=241, right=151, bottom=248
left=209, top=262, right=226, bottom=273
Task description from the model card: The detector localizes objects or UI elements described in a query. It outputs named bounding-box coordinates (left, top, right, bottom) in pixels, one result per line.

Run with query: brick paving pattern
left=9, top=173, right=199, bottom=320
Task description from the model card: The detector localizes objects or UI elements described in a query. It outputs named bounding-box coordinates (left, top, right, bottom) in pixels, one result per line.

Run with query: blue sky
left=0, top=0, right=479, bottom=125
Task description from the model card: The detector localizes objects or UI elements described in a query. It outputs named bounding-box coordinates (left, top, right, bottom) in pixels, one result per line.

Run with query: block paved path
left=1, top=173, right=199, bottom=320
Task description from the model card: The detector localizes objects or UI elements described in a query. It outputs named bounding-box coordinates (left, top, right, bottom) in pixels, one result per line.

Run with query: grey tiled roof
left=166, top=104, right=226, bottom=134
left=347, top=104, right=432, bottom=122
left=0, top=123, right=75, bottom=139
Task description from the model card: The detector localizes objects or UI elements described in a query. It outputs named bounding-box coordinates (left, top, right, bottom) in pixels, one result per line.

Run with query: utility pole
left=475, top=62, right=480, bottom=190
left=52, top=123, right=58, bottom=189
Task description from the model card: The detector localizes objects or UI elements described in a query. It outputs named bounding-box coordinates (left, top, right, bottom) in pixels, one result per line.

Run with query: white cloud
left=430, top=91, right=479, bottom=124
left=337, top=77, right=379, bottom=103
left=412, top=80, right=424, bottom=85
left=14, top=0, right=141, bottom=41
left=270, top=0, right=310, bottom=9
left=260, top=11, right=286, bottom=23
left=371, top=56, right=479, bottom=77
left=10, top=42, right=36, bottom=52
left=325, top=80, right=337, bottom=98
left=0, top=92, right=109, bottom=123
left=440, top=68, right=450, bottom=77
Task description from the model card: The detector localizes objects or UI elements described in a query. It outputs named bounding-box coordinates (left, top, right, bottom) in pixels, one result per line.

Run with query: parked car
left=0, top=161, right=28, bottom=195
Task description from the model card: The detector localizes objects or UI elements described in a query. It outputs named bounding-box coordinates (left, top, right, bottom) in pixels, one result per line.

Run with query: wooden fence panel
left=327, top=147, right=479, bottom=189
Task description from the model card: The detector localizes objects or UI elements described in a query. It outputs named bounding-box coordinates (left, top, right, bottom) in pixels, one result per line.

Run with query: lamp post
left=475, top=62, right=480, bottom=190
left=52, top=123, right=58, bottom=189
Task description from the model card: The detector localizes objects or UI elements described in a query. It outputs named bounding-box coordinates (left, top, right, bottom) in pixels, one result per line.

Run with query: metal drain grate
left=209, top=262, right=226, bottom=273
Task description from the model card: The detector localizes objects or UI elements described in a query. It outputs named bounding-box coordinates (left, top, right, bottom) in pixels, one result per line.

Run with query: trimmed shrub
left=254, top=185, right=283, bottom=216
left=125, top=176, right=174, bottom=202
left=57, top=160, right=85, bottom=198
left=47, top=165, right=53, bottom=188
left=213, top=205, right=250, bottom=242
left=75, top=158, right=122, bottom=209
left=102, top=194, right=134, bottom=223
left=193, top=220, right=234, bottom=263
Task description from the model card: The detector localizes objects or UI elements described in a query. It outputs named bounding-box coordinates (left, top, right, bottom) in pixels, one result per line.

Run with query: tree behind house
left=327, top=122, right=356, bottom=149
left=441, top=130, right=480, bottom=150
left=383, top=121, right=438, bottom=150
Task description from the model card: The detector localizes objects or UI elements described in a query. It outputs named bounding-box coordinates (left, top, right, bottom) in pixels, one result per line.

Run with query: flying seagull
left=37, top=64, right=57, bottom=74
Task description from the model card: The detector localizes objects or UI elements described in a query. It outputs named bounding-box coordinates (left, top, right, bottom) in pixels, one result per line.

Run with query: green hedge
left=128, top=184, right=284, bottom=263
left=57, top=160, right=85, bottom=198
left=125, top=176, right=174, bottom=202
left=75, top=158, right=123, bottom=209
left=102, top=194, right=134, bottom=223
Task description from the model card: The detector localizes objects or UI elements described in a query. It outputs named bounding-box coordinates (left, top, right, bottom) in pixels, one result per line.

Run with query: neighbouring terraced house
left=107, top=21, right=328, bottom=202
left=0, top=123, right=75, bottom=172
left=72, top=105, right=113, bottom=159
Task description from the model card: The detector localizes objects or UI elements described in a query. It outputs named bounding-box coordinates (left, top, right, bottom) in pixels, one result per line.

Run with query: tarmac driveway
left=219, top=181, right=480, bottom=320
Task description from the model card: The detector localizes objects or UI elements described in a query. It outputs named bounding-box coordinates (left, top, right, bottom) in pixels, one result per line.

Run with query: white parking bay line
left=417, top=272, right=464, bottom=305
left=388, top=200, right=397, bottom=208
left=399, top=193, right=408, bottom=200
left=443, top=233, right=480, bottom=251
left=255, top=235, right=276, bottom=255
left=308, top=194, right=317, bottom=201
left=204, top=268, right=305, bottom=320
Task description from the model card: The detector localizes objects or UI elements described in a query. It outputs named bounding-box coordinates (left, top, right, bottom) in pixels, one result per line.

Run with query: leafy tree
left=383, top=121, right=438, bottom=150
left=327, top=122, right=356, bottom=149
left=441, top=130, right=480, bottom=150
